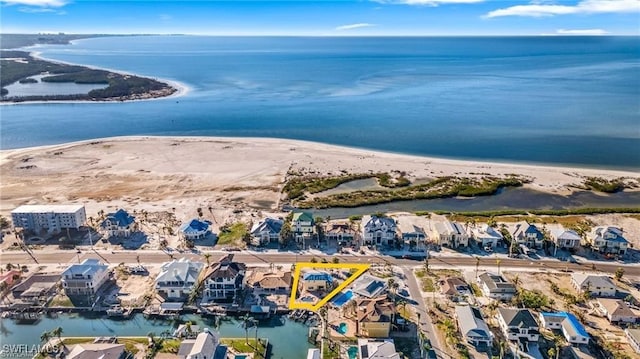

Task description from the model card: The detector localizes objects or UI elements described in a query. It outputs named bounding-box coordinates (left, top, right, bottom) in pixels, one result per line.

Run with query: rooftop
left=62, top=258, right=108, bottom=278
left=12, top=204, right=84, bottom=213
left=179, top=219, right=210, bottom=233
left=541, top=312, right=589, bottom=338
left=101, top=208, right=135, bottom=228
left=67, top=343, right=125, bottom=359
left=498, top=308, right=538, bottom=329
left=302, top=271, right=333, bottom=282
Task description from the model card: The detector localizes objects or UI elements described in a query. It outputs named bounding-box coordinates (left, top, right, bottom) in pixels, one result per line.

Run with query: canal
left=0, top=313, right=314, bottom=358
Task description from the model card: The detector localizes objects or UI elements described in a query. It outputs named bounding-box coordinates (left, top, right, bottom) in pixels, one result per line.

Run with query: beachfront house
left=571, top=273, right=617, bottom=297
left=245, top=269, right=292, bottom=295
left=155, top=258, right=204, bottom=301
left=179, top=219, right=211, bottom=241
left=470, top=224, right=503, bottom=249
left=549, top=227, right=582, bottom=250
left=11, top=204, right=86, bottom=235
left=61, top=258, right=109, bottom=296
left=361, top=215, right=397, bottom=246
left=352, top=274, right=388, bottom=298
left=511, top=221, right=544, bottom=249
left=357, top=339, right=401, bottom=359
left=301, top=271, right=334, bottom=292
left=596, top=298, right=638, bottom=324
left=497, top=308, right=540, bottom=342
left=355, top=296, right=395, bottom=338
left=292, top=211, right=315, bottom=242
left=455, top=305, right=492, bottom=349
left=177, top=329, right=228, bottom=359
left=100, top=209, right=136, bottom=238
left=395, top=217, right=428, bottom=251
left=478, top=273, right=516, bottom=301
left=324, top=220, right=357, bottom=246
left=432, top=220, right=468, bottom=249
left=587, top=226, right=629, bottom=256
left=540, top=312, right=590, bottom=345
left=201, top=255, right=246, bottom=303
left=250, top=217, right=283, bottom=246
left=625, top=328, right=640, bottom=354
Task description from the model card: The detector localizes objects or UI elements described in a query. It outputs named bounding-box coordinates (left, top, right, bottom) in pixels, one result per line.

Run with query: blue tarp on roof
left=542, top=312, right=589, bottom=338
left=179, top=219, right=209, bottom=233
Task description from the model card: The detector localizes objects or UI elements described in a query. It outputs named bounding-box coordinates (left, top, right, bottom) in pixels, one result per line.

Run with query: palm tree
left=52, top=326, right=63, bottom=340
left=388, top=278, right=397, bottom=297
left=241, top=314, right=252, bottom=344
left=424, top=257, right=430, bottom=273
left=344, top=299, right=357, bottom=318
left=203, top=253, right=212, bottom=266
left=40, top=331, right=51, bottom=345
left=185, top=321, right=193, bottom=336
left=496, top=258, right=501, bottom=275
left=475, top=256, right=480, bottom=280
left=253, top=318, right=259, bottom=354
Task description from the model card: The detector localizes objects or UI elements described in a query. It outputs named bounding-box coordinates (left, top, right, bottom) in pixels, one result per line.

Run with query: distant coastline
left=0, top=34, right=186, bottom=104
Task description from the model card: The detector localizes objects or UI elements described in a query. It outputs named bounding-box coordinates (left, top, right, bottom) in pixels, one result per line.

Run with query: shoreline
left=0, top=44, right=190, bottom=105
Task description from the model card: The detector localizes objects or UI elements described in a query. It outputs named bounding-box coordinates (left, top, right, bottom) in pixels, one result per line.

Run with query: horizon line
left=3, top=32, right=640, bottom=37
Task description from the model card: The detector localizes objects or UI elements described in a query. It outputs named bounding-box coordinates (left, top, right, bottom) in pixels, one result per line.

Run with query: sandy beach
left=1, top=136, right=638, bottom=223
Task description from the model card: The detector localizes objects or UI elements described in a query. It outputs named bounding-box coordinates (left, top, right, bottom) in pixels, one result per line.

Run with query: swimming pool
left=337, top=322, right=348, bottom=335
left=347, top=346, right=358, bottom=359
left=332, top=290, right=353, bottom=307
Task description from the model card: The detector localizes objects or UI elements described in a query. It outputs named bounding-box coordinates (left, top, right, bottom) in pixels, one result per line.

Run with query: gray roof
left=62, top=258, right=108, bottom=278
left=478, top=273, right=516, bottom=293
left=156, top=258, right=204, bottom=284
left=571, top=273, right=616, bottom=289
left=67, top=343, right=125, bottom=359
left=434, top=221, right=466, bottom=236
left=590, top=226, right=628, bottom=244
left=455, top=305, right=491, bottom=341
left=363, top=215, right=396, bottom=232
left=251, top=217, right=283, bottom=236
left=512, top=221, right=543, bottom=240
left=498, top=308, right=538, bottom=329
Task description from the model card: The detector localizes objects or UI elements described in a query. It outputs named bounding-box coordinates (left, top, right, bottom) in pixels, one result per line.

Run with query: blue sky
left=1, top=0, right=639, bottom=35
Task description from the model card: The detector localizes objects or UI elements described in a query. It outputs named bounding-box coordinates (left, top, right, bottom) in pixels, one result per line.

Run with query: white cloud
left=335, top=23, right=376, bottom=31
left=374, top=0, right=484, bottom=5
left=485, top=0, right=640, bottom=18
left=1, top=0, right=67, bottom=7
left=555, top=28, right=609, bottom=34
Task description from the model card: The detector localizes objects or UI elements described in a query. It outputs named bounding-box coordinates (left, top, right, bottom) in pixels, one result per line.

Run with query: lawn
left=217, top=222, right=249, bottom=246
left=47, top=294, right=73, bottom=307
left=421, top=277, right=435, bottom=292
left=159, top=338, right=181, bottom=353
left=221, top=338, right=267, bottom=355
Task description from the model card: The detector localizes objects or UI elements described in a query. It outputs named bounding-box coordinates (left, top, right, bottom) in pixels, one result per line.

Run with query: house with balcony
left=355, top=296, right=395, bottom=338
left=155, top=258, right=204, bottom=301
left=571, top=273, right=617, bottom=297
left=395, top=216, right=428, bottom=251
left=470, top=224, right=503, bottom=249
left=179, top=219, right=211, bottom=241
left=549, top=227, right=582, bottom=250
left=455, top=305, right=492, bottom=349
left=362, top=215, right=397, bottom=246
left=61, top=258, right=109, bottom=296
left=324, top=220, right=357, bottom=246
left=511, top=221, right=544, bottom=249
left=597, top=298, right=638, bottom=324
left=497, top=308, right=540, bottom=343
left=432, top=220, right=468, bottom=248
left=201, top=255, right=246, bottom=303
left=245, top=269, right=291, bottom=295
left=100, top=209, right=135, bottom=238
left=292, top=211, right=315, bottom=242
left=11, top=204, right=86, bottom=235
left=540, top=312, right=590, bottom=345
left=250, top=217, right=283, bottom=246
left=478, top=272, right=516, bottom=301
left=177, top=329, right=228, bottom=359
left=587, top=226, right=629, bottom=256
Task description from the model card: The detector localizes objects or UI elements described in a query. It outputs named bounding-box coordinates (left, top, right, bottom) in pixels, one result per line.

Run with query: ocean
left=1, top=36, right=639, bottom=169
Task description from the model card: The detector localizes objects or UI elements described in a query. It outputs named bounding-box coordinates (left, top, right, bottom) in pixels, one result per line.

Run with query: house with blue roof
left=179, top=219, right=211, bottom=241
left=101, top=209, right=136, bottom=238
left=250, top=217, right=283, bottom=246
left=301, top=271, right=334, bottom=292
left=61, top=258, right=110, bottom=296
left=540, top=312, right=590, bottom=345
left=588, top=226, right=629, bottom=256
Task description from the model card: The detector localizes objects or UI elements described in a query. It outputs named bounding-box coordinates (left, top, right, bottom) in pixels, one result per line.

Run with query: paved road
left=402, top=267, right=446, bottom=359
left=2, top=250, right=638, bottom=276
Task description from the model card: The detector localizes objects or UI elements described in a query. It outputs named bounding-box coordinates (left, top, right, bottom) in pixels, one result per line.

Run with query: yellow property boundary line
left=288, top=262, right=370, bottom=311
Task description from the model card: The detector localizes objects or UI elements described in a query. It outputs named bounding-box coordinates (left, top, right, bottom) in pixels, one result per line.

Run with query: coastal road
left=2, top=249, right=639, bottom=276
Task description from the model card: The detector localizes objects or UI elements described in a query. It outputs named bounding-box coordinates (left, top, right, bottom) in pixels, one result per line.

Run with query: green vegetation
left=470, top=283, right=483, bottom=297
left=220, top=338, right=267, bottom=355
left=432, top=207, right=640, bottom=217
left=583, top=177, right=626, bottom=193
left=1, top=51, right=175, bottom=102
left=217, top=222, right=250, bottom=245
left=0, top=34, right=104, bottom=50
left=158, top=338, right=181, bottom=353
left=297, top=175, right=525, bottom=209
left=514, top=289, right=550, bottom=310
